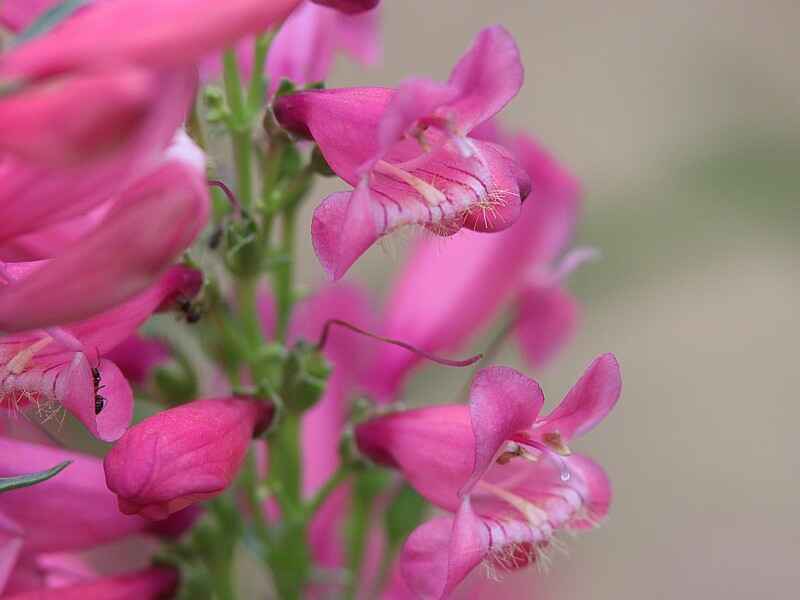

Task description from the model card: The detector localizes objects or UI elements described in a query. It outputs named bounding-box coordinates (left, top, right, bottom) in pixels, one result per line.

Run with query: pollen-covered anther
left=542, top=431, right=572, bottom=456
left=496, top=441, right=539, bottom=465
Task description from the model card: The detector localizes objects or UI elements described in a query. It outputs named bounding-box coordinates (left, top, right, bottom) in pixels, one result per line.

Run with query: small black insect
left=92, top=367, right=101, bottom=387
left=177, top=298, right=202, bottom=323
left=95, top=394, right=106, bottom=415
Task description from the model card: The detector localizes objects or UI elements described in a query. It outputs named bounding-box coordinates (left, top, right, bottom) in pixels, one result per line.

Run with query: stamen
left=374, top=160, right=447, bottom=206
left=5, top=336, right=53, bottom=375
left=512, top=437, right=572, bottom=482
left=316, top=319, right=482, bottom=368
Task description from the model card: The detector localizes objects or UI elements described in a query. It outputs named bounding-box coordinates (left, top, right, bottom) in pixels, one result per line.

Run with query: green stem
left=274, top=206, right=297, bottom=341
left=211, top=563, right=237, bottom=600
left=223, top=49, right=254, bottom=209
left=247, top=32, right=274, bottom=111
left=266, top=412, right=302, bottom=516
left=236, top=276, right=264, bottom=355
left=187, top=98, right=207, bottom=151
left=305, top=463, right=352, bottom=518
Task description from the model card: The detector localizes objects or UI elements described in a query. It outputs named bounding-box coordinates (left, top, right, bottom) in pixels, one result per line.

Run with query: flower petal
left=274, top=87, right=393, bottom=184
left=58, top=354, right=133, bottom=442
left=312, top=0, right=379, bottom=14
left=0, top=436, right=147, bottom=554
left=515, top=286, right=578, bottom=368
left=461, top=366, right=544, bottom=496
left=377, top=77, right=459, bottom=158
left=0, top=68, right=157, bottom=168
left=535, top=353, right=621, bottom=441
left=267, top=1, right=381, bottom=95
left=0, top=70, right=195, bottom=244
left=0, top=162, right=208, bottom=333
left=401, top=498, right=489, bottom=600
left=0, top=510, right=23, bottom=595
left=355, top=405, right=473, bottom=512
left=0, top=0, right=301, bottom=78
left=311, top=184, right=379, bottom=280
left=1, top=567, right=178, bottom=600
left=445, top=26, right=524, bottom=133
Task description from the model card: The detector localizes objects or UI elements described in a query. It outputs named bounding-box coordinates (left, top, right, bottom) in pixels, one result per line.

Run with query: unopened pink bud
left=104, top=397, right=273, bottom=520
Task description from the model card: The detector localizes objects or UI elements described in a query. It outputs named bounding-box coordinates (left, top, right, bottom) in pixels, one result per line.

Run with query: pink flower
left=0, top=68, right=161, bottom=168
left=274, top=26, right=529, bottom=279
left=0, top=132, right=209, bottom=333
left=104, top=335, right=169, bottom=386
left=0, top=436, right=151, bottom=594
left=104, top=396, right=274, bottom=520
left=312, top=0, right=380, bottom=14
left=0, top=0, right=302, bottom=78
left=356, top=354, right=621, bottom=598
left=369, top=127, right=583, bottom=400
left=0, top=1, right=61, bottom=33
left=266, top=0, right=381, bottom=95
left=2, top=567, right=178, bottom=600
left=0, top=265, right=201, bottom=441
left=0, top=72, right=195, bottom=246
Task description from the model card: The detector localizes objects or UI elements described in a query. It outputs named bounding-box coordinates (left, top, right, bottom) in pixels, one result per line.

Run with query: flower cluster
left=0, top=1, right=621, bottom=599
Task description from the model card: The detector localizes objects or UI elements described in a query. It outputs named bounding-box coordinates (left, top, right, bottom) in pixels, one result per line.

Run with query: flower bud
left=104, top=397, right=273, bottom=520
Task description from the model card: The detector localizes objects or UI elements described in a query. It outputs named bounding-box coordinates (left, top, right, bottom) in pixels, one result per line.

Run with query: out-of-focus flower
left=104, top=335, right=169, bottom=386
left=356, top=355, right=621, bottom=597
left=267, top=0, right=380, bottom=94
left=0, top=436, right=150, bottom=594
left=0, top=133, right=208, bottom=333
left=275, top=26, right=529, bottom=279
left=0, top=0, right=59, bottom=32
left=0, top=265, right=201, bottom=440
left=0, top=0, right=301, bottom=78
left=104, top=396, right=274, bottom=520
left=3, top=567, right=178, bottom=600
left=288, top=284, right=377, bottom=587
left=0, top=68, right=161, bottom=168
left=369, top=126, right=584, bottom=401
left=0, top=72, right=195, bottom=246
left=312, top=0, right=380, bottom=14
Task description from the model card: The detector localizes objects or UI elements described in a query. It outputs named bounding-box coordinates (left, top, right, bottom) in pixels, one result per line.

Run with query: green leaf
left=13, top=0, right=90, bottom=47
left=0, top=460, right=72, bottom=493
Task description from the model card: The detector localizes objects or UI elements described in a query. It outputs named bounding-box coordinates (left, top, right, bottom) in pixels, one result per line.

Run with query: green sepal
left=280, top=341, right=331, bottom=415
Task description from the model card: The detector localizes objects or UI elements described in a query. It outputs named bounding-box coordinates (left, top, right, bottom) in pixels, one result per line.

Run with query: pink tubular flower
left=311, top=0, right=379, bottom=14
left=0, top=0, right=301, bottom=79
left=0, top=0, right=59, bottom=32
left=0, top=265, right=201, bottom=441
left=0, top=70, right=195, bottom=246
left=3, top=567, right=178, bottom=600
left=0, top=437, right=151, bottom=594
left=0, top=132, right=208, bottom=334
left=356, top=354, right=621, bottom=598
left=274, top=26, right=529, bottom=279
left=368, top=128, right=583, bottom=400
left=0, top=68, right=161, bottom=168
left=104, top=397, right=274, bottom=520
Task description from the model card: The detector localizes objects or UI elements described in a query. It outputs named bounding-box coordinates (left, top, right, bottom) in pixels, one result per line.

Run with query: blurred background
left=296, top=1, right=800, bottom=598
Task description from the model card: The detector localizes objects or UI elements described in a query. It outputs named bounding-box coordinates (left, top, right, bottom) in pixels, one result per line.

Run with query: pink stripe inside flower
left=274, top=26, right=531, bottom=279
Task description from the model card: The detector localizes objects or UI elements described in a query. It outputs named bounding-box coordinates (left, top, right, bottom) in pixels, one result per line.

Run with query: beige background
left=296, top=2, right=800, bottom=598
